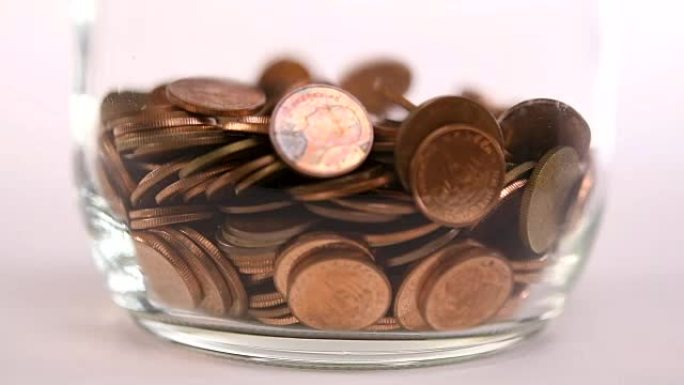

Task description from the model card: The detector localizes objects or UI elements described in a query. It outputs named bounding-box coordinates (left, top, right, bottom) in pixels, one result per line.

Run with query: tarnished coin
left=499, top=98, right=591, bottom=162
left=394, top=241, right=477, bottom=330
left=395, top=96, right=503, bottom=189
left=166, top=77, right=266, bottom=116
left=269, top=84, right=373, bottom=178
left=340, top=59, right=412, bottom=115
left=288, top=249, right=391, bottom=330
left=178, top=226, right=247, bottom=317
left=274, top=232, right=372, bottom=296
left=258, top=58, right=312, bottom=98
left=132, top=231, right=202, bottom=310
left=420, top=246, right=513, bottom=330
left=410, top=124, right=505, bottom=228
left=520, top=147, right=582, bottom=253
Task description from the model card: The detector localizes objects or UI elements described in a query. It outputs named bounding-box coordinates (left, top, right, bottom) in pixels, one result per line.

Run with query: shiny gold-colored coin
left=410, top=124, right=505, bottom=228
left=394, top=241, right=478, bottom=330
left=395, top=96, right=503, bottom=189
left=340, top=59, right=412, bottom=115
left=273, top=232, right=372, bottom=296
left=419, top=246, right=513, bottom=330
left=269, top=84, right=373, bottom=178
left=178, top=137, right=264, bottom=178
left=499, top=98, right=591, bottom=162
left=520, top=146, right=582, bottom=253
left=288, top=248, right=391, bottom=330
left=177, top=226, right=247, bottom=317
left=166, top=77, right=266, bottom=116
left=132, top=231, right=202, bottom=310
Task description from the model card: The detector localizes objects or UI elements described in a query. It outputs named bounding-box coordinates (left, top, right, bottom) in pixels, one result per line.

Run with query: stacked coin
left=94, top=58, right=594, bottom=331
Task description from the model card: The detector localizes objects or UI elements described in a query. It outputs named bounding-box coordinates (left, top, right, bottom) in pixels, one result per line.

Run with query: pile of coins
left=95, top=58, right=594, bottom=332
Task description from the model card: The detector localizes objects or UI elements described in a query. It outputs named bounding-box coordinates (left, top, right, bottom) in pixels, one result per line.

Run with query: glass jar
left=71, top=0, right=615, bottom=368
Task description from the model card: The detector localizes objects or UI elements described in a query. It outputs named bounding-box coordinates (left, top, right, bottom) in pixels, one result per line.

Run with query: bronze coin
left=373, top=119, right=401, bottom=139
left=363, top=316, right=401, bottom=331
left=234, top=161, right=287, bottom=195
left=364, top=222, right=441, bottom=248
left=509, top=254, right=549, bottom=272
left=100, top=90, right=149, bottom=124
left=248, top=304, right=292, bottom=319
left=110, top=112, right=216, bottom=135
left=394, top=241, right=477, bottom=330
left=258, top=58, right=312, bottom=98
left=419, top=246, right=513, bottom=330
left=504, top=161, right=536, bottom=185
left=274, top=232, right=372, bottom=295
left=178, top=226, right=247, bottom=317
left=410, top=124, right=505, bottom=228
left=288, top=249, right=391, bottom=330
left=243, top=272, right=274, bottom=287
left=564, top=158, right=596, bottom=231
left=371, top=141, right=395, bottom=153
left=179, top=137, right=264, bottom=178
left=380, top=228, right=460, bottom=268
left=130, top=212, right=214, bottom=230
left=130, top=159, right=188, bottom=205
left=126, top=138, right=226, bottom=160
left=395, top=96, right=503, bottom=189
left=155, top=165, right=233, bottom=204
left=222, top=206, right=315, bottom=247
left=217, top=198, right=294, bottom=215
left=304, top=202, right=400, bottom=223
left=520, top=147, right=582, bottom=253
left=128, top=205, right=211, bottom=220
left=152, top=228, right=233, bottom=316
left=166, top=77, right=266, bottom=116
left=115, top=128, right=226, bottom=152
left=499, top=98, right=591, bottom=162
left=249, top=292, right=286, bottom=309
left=205, top=154, right=278, bottom=199
left=269, top=84, right=373, bottom=178
left=340, top=59, right=412, bottom=115
left=288, top=167, right=394, bottom=202
left=132, top=231, right=202, bottom=310
left=332, top=195, right=416, bottom=216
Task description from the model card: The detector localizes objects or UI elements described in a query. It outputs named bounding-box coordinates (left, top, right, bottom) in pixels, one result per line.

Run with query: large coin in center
left=410, top=124, right=505, bottom=228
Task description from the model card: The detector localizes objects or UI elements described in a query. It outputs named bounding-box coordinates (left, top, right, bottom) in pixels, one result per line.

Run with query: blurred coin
left=249, top=292, right=286, bottom=309
left=166, top=77, right=266, bottom=116
left=100, top=90, right=149, bottom=124
left=363, top=222, right=441, bottom=248
left=520, top=146, right=582, bottom=253
left=504, top=161, right=536, bottom=185
left=339, top=59, right=411, bottom=115
left=99, top=134, right=137, bottom=196
left=304, top=202, right=400, bottom=223
left=420, top=246, right=513, bottom=330
left=217, top=197, right=294, bottom=215
left=493, top=283, right=530, bottom=321
left=156, top=165, right=233, bottom=204
left=255, top=314, right=299, bottom=326
left=132, top=231, right=202, bottom=310
left=94, top=159, right=129, bottom=221
left=499, top=98, right=591, bottom=162
left=130, top=159, right=188, bottom=205
left=270, top=84, right=373, bottom=178
left=130, top=212, right=214, bottom=230
left=128, top=205, right=211, bottom=220
left=179, top=137, right=264, bottom=177
left=206, top=154, right=278, bottom=199
left=288, top=248, right=391, bottom=330
left=234, top=161, right=287, bottom=195
left=288, top=166, right=394, bottom=201
left=331, top=194, right=416, bottom=215
left=363, top=316, right=401, bottom=331
left=395, top=96, right=503, bottom=189
left=410, top=124, right=505, bottom=228
left=248, top=305, right=292, bottom=319
left=564, top=157, right=596, bottom=231
left=258, top=58, right=312, bottom=98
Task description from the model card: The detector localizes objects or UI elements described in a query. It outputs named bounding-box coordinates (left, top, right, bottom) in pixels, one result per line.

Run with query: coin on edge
left=410, top=124, right=505, bottom=228
left=269, top=84, right=373, bottom=178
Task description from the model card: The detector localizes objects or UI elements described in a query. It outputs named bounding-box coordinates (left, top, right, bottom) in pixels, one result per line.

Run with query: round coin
left=410, top=124, right=505, bottom=228
left=166, top=77, right=266, bottom=116
left=269, top=84, right=373, bottom=178
left=420, top=246, right=513, bottom=330
left=520, top=146, right=582, bottom=253
left=499, top=98, right=591, bottom=163
left=340, top=59, right=412, bottom=115
left=395, top=96, right=503, bottom=189
left=258, top=58, right=312, bottom=98
left=288, top=249, right=391, bottom=330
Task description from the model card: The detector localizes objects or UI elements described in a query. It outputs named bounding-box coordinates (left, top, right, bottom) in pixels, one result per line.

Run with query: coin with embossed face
left=410, top=124, right=505, bottom=228
left=269, top=84, right=373, bottom=178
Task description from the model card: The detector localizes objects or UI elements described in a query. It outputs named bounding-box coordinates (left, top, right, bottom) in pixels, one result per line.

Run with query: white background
left=1, top=0, right=683, bottom=383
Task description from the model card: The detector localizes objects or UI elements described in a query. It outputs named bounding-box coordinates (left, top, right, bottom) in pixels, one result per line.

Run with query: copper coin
left=179, top=137, right=264, bottom=178
left=410, top=124, right=505, bottom=228
left=156, top=165, right=233, bottom=204
left=274, top=232, right=372, bottom=295
left=249, top=291, right=286, bottom=309
left=288, top=168, right=394, bottom=202
left=364, top=222, right=441, bottom=248
left=332, top=195, right=416, bottom=216
left=218, top=121, right=269, bottom=135
left=394, top=241, right=477, bottom=330
left=132, top=231, right=202, bottom=310
left=128, top=205, right=211, bottom=220
left=420, top=246, right=513, bottom=330
left=373, top=119, right=401, bottom=139
left=205, top=155, right=278, bottom=199
left=178, top=226, right=247, bottom=317
left=258, top=58, right=312, bottom=98
left=100, top=90, right=149, bottom=124
left=514, top=270, right=545, bottom=285
left=152, top=228, right=232, bottom=316
left=304, top=202, right=400, bottom=223
left=130, top=212, right=214, bottom=230
left=255, top=314, right=300, bottom=326
left=564, top=158, right=596, bottom=231
left=493, top=283, right=530, bottom=320
left=126, top=138, right=226, bottom=160
left=166, top=77, right=266, bottom=116
left=504, top=161, right=536, bottom=185
left=520, top=147, right=582, bottom=253
left=269, top=84, right=373, bottom=178
left=499, top=98, right=591, bottom=162
left=381, top=228, right=460, bottom=268
left=130, top=159, right=188, bottom=205
left=248, top=305, right=292, bottom=319
left=110, top=113, right=216, bottom=135
left=371, top=141, right=395, bottom=152
left=288, top=249, right=391, bottom=330
left=222, top=206, right=315, bottom=247
left=218, top=198, right=293, bottom=215
left=115, top=128, right=226, bottom=152
left=340, top=59, right=412, bottom=115
left=363, top=316, right=401, bottom=331
left=234, top=161, right=287, bottom=195
left=395, top=96, right=503, bottom=189
left=509, top=254, right=549, bottom=272
left=99, top=134, right=137, bottom=196
left=218, top=115, right=271, bottom=125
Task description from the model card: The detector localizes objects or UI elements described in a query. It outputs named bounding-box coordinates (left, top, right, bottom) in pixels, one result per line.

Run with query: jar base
left=133, top=312, right=550, bottom=369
